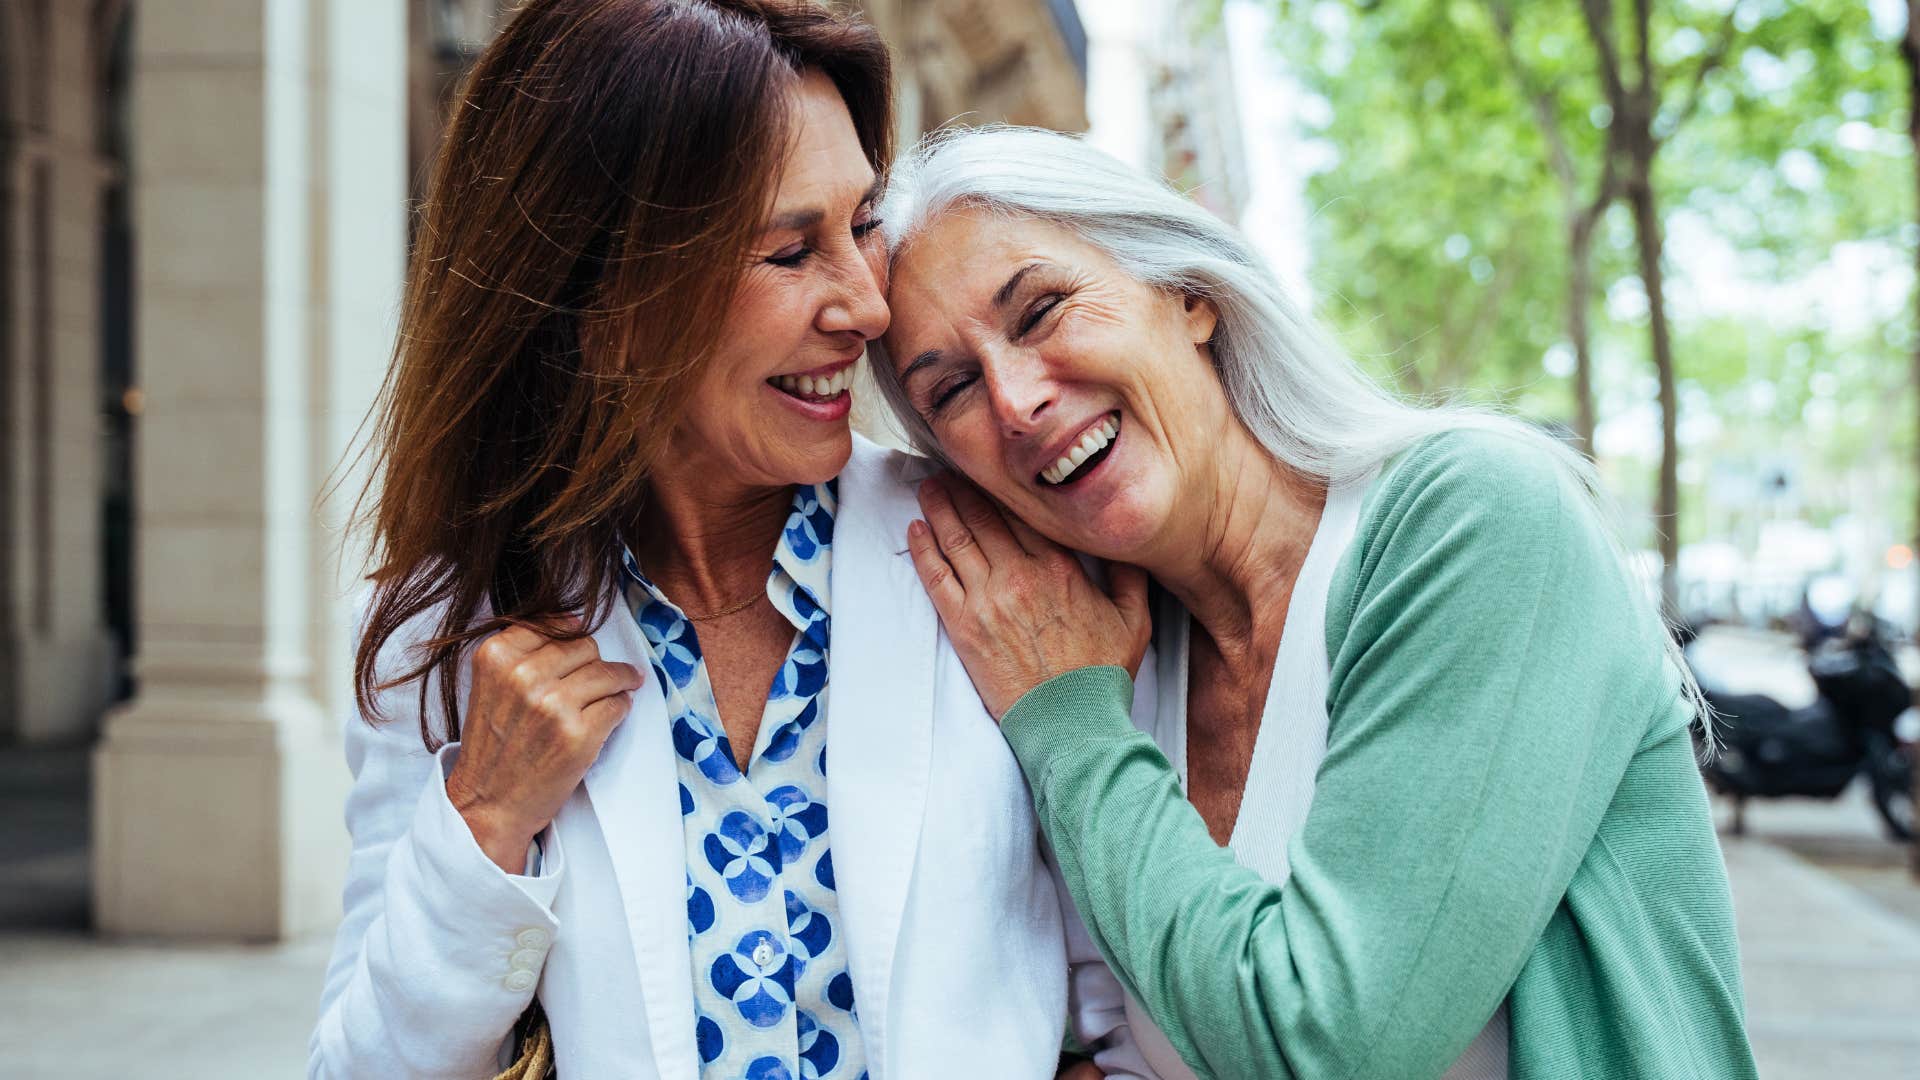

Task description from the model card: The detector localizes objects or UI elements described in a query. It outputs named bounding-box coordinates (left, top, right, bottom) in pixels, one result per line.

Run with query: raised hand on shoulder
left=445, top=617, right=644, bottom=873
left=907, top=475, right=1151, bottom=720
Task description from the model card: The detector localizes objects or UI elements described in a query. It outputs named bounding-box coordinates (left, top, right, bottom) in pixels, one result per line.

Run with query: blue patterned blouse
left=620, top=481, right=867, bottom=1080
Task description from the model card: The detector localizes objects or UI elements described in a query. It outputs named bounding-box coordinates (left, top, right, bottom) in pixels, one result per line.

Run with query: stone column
left=0, top=0, right=118, bottom=745
left=92, top=0, right=404, bottom=940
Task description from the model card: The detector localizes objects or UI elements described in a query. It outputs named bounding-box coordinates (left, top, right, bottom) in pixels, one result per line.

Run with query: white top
left=1123, top=469, right=1510, bottom=1080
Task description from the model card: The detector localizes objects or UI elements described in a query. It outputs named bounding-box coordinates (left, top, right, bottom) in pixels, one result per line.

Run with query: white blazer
left=310, top=437, right=1158, bottom=1080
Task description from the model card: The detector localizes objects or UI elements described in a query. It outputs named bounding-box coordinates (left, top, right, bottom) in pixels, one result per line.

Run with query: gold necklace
left=681, top=589, right=765, bottom=621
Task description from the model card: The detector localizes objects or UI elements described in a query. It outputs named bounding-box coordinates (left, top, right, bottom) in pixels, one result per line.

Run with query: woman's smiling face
left=672, top=68, right=890, bottom=490
left=882, top=207, right=1227, bottom=560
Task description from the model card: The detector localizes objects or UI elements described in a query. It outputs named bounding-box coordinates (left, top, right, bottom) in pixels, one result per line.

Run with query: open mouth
left=767, top=364, right=854, bottom=405
left=1038, top=412, right=1120, bottom=488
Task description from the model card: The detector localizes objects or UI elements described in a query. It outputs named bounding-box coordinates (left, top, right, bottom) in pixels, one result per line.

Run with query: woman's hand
left=445, top=618, right=644, bottom=873
left=907, top=475, right=1151, bottom=720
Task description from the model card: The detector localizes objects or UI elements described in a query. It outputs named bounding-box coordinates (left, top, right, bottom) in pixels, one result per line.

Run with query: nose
left=983, top=349, right=1056, bottom=436
left=819, top=243, right=891, bottom=341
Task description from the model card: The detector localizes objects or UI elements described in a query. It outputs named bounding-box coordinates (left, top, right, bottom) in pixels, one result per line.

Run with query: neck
left=632, top=469, right=794, bottom=612
left=1142, top=424, right=1325, bottom=678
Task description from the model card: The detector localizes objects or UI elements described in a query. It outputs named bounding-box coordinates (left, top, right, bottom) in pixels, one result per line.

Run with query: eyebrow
left=767, top=177, right=884, bottom=233
left=994, top=262, right=1045, bottom=309
left=901, top=348, right=945, bottom=386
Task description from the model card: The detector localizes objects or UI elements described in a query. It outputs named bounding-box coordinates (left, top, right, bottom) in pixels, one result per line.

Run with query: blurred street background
left=3, top=0, right=1918, bottom=1076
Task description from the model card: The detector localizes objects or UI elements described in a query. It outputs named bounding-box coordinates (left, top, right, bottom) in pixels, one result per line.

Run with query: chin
left=1047, top=496, right=1163, bottom=563
left=779, top=427, right=853, bottom=486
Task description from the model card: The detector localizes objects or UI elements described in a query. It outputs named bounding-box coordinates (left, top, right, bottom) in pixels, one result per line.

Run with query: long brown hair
left=354, top=0, right=892, bottom=747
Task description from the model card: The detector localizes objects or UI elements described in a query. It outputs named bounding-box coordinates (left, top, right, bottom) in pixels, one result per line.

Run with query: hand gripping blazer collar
left=309, top=436, right=1154, bottom=1080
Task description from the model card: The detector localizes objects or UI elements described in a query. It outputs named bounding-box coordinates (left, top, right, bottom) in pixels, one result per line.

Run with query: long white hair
left=866, top=124, right=1707, bottom=733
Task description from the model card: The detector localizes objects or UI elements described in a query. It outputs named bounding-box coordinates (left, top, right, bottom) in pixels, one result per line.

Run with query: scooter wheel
left=1866, top=738, right=1914, bottom=842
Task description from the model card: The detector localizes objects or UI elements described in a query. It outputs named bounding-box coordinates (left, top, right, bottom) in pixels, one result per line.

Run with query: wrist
left=446, top=774, right=537, bottom=874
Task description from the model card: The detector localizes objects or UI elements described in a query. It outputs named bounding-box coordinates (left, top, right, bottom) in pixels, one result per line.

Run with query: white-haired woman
left=866, top=126, right=1757, bottom=1080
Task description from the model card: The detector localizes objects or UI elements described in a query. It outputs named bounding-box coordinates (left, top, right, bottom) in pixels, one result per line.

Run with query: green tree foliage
left=1280, top=2, right=1591, bottom=418
left=1279, top=0, right=1911, bottom=571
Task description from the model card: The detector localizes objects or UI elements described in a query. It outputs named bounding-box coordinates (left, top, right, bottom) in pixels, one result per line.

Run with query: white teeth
left=772, top=368, right=852, bottom=398
left=1039, top=414, right=1121, bottom=486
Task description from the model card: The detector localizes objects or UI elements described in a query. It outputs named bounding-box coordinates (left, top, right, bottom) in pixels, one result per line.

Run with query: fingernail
left=908, top=519, right=927, bottom=538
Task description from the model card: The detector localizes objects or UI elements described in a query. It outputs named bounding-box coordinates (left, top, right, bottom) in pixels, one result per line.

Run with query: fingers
left=556, top=659, right=645, bottom=711
left=478, top=615, right=591, bottom=669
left=493, top=613, right=582, bottom=652
left=473, top=617, right=617, bottom=717
left=580, top=687, right=636, bottom=735
left=916, top=477, right=992, bottom=588
left=939, top=478, right=1027, bottom=564
left=512, top=633, right=603, bottom=685
left=906, top=518, right=967, bottom=621
left=482, top=621, right=551, bottom=660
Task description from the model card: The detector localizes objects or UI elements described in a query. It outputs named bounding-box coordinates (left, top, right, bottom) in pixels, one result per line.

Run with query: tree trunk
left=1626, top=162, right=1681, bottom=615
left=1578, top=0, right=1682, bottom=614
left=1485, top=0, right=1609, bottom=459
left=1901, top=0, right=1919, bottom=879
left=1568, top=209, right=1601, bottom=459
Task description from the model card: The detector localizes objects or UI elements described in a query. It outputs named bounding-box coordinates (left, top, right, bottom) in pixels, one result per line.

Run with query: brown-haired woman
left=308, top=3, right=1141, bottom=1078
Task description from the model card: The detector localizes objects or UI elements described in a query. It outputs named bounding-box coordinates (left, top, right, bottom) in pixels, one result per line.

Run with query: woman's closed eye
left=765, top=216, right=884, bottom=268
left=1017, top=294, right=1063, bottom=337
left=927, top=372, right=978, bottom=416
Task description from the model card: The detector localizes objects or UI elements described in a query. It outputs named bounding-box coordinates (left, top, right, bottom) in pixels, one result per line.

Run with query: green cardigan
left=1002, top=430, right=1755, bottom=1080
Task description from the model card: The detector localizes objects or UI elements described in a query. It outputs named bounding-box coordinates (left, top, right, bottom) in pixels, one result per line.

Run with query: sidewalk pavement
left=0, top=929, right=332, bottom=1078
left=1722, top=833, right=1920, bottom=1078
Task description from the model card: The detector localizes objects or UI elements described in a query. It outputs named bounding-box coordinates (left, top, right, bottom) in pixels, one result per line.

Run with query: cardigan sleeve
left=997, top=430, right=1684, bottom=1080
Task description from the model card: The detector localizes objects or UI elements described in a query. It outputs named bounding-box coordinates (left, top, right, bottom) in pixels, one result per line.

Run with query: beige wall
left=92, top=0, right=405, bottom=939
left=0, top=1, right=120, bottom=745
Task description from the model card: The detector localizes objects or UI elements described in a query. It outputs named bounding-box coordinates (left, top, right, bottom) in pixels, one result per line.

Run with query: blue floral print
left=797, top=1012, right=839, bottom=1080
left=621, top=482, right=864, bottom=1080
left=705, top=810, right=777, bottom=903
left=688, top=874, right=716, bottom=939
left=710, top=931, right=797, bottom=1028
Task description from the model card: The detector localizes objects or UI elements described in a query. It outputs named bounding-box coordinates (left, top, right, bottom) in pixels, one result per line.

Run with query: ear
left=1180, top=291, right=1219, bottom=346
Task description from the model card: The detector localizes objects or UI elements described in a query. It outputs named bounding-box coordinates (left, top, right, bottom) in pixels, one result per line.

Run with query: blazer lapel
left=825, top=440, right=938, bottom=1079
left=581, top=601, right=699, bottom=1080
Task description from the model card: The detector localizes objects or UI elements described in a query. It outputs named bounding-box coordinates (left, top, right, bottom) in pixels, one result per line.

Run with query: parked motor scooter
left=1686, top=620, right=1916, bottom=841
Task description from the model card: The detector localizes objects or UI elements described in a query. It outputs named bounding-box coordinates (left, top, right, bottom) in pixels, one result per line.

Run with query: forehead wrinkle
left=889, top=273, right=976, bottom=389
left=886, top=210, right=1028, bottom=381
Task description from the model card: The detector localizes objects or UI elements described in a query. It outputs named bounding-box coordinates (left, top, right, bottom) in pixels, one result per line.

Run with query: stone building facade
left=0, top=0, right=1086, bottom=940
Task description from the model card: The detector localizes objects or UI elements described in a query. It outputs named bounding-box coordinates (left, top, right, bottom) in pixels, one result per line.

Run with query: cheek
left=932, top=413, right=1012, bottom=487
left=727, top=275, right=813, bottom=354
left=678, top=356, right=752, bottom=447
